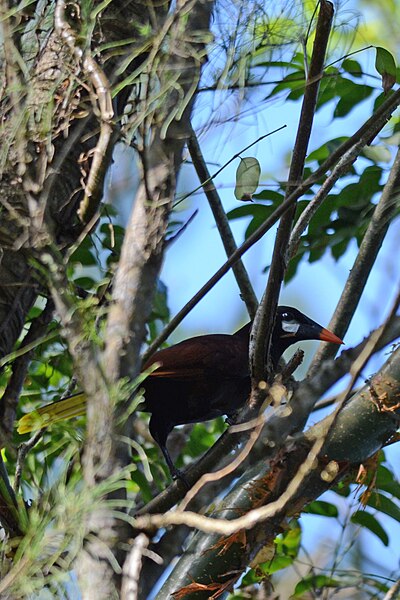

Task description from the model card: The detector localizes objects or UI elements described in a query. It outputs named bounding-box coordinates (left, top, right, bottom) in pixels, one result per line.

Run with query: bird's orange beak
left=319, top=327, right=344, bottom=345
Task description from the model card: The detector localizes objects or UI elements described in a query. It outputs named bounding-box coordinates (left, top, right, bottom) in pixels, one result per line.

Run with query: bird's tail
left=17, top=392, right=87, bottom=434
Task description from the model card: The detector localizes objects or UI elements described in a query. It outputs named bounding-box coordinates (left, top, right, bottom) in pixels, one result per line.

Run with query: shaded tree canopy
left=0, top=0, right=399, bottom=598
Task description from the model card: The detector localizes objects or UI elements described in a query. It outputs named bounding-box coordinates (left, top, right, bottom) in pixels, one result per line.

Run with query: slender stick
left=250, top=0, right=334, bottom=382
left=187, top=126, right=258, bottom=318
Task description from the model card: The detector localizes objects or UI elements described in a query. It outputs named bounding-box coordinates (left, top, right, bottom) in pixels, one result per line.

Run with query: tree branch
left=187, top=125, right=258, bottom=317
left=250, top=0, right=334, bottom=383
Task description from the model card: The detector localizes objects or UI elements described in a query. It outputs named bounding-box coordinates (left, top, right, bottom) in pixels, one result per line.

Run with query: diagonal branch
left=187, top=125, right=258, bottom=317
left=250, top=0, right=334, bottom=383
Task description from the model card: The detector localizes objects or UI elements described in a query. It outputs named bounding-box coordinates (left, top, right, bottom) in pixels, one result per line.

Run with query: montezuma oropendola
left=18, top=306, right=343, bottom=480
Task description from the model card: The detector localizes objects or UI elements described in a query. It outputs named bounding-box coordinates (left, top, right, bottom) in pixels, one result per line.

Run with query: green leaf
left=375, top=465, right=400, bottom=498
left=306, top=137, right=349, bottom=164
left=373, top=90, right=392, bottom=112
left=342, top=58, right=363, bottom=77
left=367, top=492, right=400, bottom=523
left=73, top=276, right=97, bottom=290
left=226, top=203, right=278, bottom=239
left=275, top=521, right=301, bottom=559
left=226, top=204, right=262, bottom=220
left=253, top=189, right=284, bottom=203
left=259, top=555, right=293, bottom=575
left=234, top=157, right=261, bottom=201
left=294, top=575, right=340, bottom=596
left=375, top=47, right=397, bottom=93
left=187, top=423, right=216, bottom=456
left=130, top=469, right=153, bottom=504
left=351, top=511, right=389, bottom=546
left=69, top=236, right=97, bottom=266
left=285, top=253, right=302, bottom=283
left=334, top=80, right=374, bottom=117
left=267, top=70, right=306, bottom=100
left=304, top=500, right=338, bottom=517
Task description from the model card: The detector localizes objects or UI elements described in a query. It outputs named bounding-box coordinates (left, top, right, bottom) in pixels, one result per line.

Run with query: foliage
left=0, top=0, right=399, bottom=599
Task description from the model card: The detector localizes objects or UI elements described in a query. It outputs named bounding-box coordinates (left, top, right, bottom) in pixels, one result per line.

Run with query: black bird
left=18, top=306, right=343, bottom=480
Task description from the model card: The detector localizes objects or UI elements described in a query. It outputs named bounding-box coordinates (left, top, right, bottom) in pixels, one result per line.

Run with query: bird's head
left=272, top=305, right=343, bottom=364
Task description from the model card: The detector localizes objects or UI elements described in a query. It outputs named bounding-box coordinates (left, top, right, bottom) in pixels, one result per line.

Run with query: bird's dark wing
left=143, top=334, right=249, bottom=381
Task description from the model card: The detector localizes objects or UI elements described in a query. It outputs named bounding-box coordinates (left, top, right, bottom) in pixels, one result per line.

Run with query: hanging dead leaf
left=234, top=157, right=261, bottom=201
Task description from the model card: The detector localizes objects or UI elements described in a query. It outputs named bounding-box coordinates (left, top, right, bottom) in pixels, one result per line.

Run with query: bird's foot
left=171, top=468, right=190, bottom=490
left=225, top=413, right=239, bottom=426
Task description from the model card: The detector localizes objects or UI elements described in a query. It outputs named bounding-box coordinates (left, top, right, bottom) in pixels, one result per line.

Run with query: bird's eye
left=281, top=311, right=294, bottom=321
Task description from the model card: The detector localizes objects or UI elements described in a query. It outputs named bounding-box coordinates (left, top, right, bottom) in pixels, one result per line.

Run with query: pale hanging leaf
left=234, top=157, right=261, bottom=201
left=375, top=47, right=397, bottom=94
left=381, top=132, right=400, bottom=146
left=362, top=145, right=392, bottom=163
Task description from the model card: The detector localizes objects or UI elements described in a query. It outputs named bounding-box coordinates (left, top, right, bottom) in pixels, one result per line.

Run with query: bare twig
left=166, top=210, right=198, bottom=246
left=134, top=428, right=337, bottom=535
left=308, top=145, right=400, bottom=375
left=383, top=578, right=400, bottom=600
left=14, top=429, right=45, bottom=493
left=178, top=415, right=265, bottom=512
left=187, top=125, right=258, bottom=317
left=250, top=0, right=334, bottom=383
